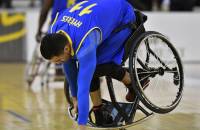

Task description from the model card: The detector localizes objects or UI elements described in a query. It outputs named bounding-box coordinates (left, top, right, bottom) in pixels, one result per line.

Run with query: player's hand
left=35, top=31, right=42, bottom=43
left=78, top=125, right=87, bottom=130
left=72, top=97, right=78, bottom=114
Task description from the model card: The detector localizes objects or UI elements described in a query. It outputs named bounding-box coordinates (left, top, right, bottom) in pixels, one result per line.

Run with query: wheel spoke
left=149, top=46, right=170, bottom=70
left=144, top=39, right=150, bottom=66
left=137, top=58, right=150, bottom=70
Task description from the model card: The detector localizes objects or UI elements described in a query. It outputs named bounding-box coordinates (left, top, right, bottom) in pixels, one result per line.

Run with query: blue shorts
left=96, top=2, right=134, bottom=65
left=97, top=28, right=132, bottom=65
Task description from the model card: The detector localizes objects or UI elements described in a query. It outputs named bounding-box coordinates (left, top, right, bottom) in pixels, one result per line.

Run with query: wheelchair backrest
left=121, top=10, right=147, bottom=64
left=134, top=10, right=147, bottom=27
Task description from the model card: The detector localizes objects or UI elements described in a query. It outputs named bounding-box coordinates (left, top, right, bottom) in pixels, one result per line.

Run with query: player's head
left=40, top=33, right=71, bottom=64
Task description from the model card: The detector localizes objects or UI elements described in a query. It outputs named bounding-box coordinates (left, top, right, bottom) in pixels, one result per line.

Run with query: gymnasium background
left=0, top=0, right=200, bottom=130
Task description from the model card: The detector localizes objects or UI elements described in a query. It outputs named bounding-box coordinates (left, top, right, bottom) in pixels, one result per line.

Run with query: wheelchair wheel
left=25, top=43, right=50, bottom=87
left=129, top=31, right=184, bottom=114
left=25, top=43, right=43, bottom=86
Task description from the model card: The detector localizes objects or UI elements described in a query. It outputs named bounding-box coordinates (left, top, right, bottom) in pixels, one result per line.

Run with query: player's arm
left=63, top=58, right=78, bottom=97
left=63, top=59, right=78, bottom=112
left=76, top=35, right=97, bottom=126
left=36, top=0, right=53, bottom=42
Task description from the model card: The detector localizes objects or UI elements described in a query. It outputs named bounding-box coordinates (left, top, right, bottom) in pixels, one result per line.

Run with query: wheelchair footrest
left=86, top=99, right=154, bottom=129
left=87, top=112, right=154, bottom=129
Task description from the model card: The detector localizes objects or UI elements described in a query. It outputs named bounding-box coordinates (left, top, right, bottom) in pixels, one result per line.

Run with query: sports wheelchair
left=66, top=10, right=184, bottom=130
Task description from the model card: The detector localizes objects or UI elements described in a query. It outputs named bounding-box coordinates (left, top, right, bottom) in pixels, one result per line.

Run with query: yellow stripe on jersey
left=76, top=27, right=102, bottom=55
left=51, top=12, right=59, bottom=33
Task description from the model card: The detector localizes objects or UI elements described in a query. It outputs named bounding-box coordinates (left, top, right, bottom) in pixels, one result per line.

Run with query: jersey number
left=69, top=1, right=97, bottom=16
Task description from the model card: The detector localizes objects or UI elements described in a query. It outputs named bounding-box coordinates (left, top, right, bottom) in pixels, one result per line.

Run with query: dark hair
left=40, top=33, right=68, bottom=60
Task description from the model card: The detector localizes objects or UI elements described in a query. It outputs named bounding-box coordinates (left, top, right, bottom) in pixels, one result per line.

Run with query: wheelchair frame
left=66, top=10, right=156, bottom=130
left=66, top=10, right=184, bottom=130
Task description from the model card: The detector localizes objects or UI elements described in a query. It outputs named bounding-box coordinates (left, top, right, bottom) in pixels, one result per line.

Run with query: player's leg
left=89, top=63, right=125, bottom=126
left=90, top=77, right=102, bottom=108
left=94, top=62, right=150, bottom=102
left=90, top=77, right=113, bottom=126
left=89, top=62, right=131, bottom=126
left=96, top=25, right=136, bottom=101
left=123, top=68, right=150, bottom=102
left=94, top=63, right=136, bottom=101
left=90, top=63, right=133, bottom=102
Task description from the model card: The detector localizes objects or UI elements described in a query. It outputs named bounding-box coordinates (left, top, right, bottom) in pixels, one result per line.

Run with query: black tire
left=129, top=31, right=184, bottom=114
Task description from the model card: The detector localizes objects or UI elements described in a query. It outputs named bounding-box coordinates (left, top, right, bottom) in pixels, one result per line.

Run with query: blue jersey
left=49, top=0, right=136, bottom=125
left=50, top=0, right=135, bottom=54
left=51, top=0, right=82, bottom=22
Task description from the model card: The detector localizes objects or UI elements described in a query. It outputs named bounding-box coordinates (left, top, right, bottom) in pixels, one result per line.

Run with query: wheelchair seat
left=111, top=10, right=147, bottom=34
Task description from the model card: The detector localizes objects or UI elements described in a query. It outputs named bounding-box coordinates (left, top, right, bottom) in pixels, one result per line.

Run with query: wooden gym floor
left=0, top=63, right=199, bottom=130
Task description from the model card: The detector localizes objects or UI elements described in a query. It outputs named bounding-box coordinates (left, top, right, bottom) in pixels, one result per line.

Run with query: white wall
left=26, top=11, right=200, bottom=63
left=145, top=12, right=200, bottom=63
left=26, top=11, right=50, bottom=61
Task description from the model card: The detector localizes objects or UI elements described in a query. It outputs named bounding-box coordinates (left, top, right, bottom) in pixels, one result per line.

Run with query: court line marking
left=6, top=110, right=31, bottom=123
